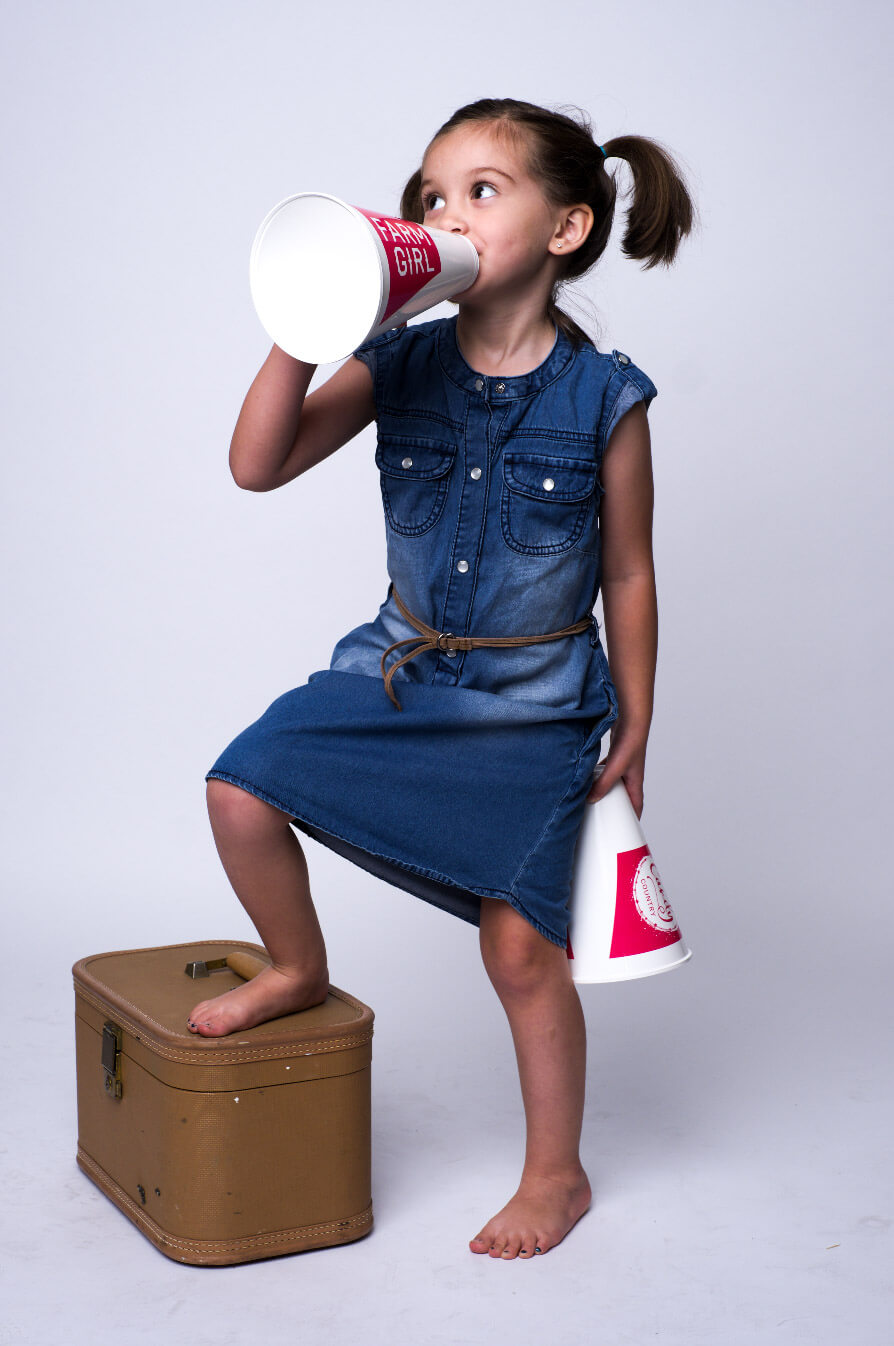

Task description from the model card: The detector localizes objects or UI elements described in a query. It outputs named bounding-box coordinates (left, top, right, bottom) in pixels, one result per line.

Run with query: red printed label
left=355, top=207, right=441, bottom=322
left=610, top=844, right=681, bottom=958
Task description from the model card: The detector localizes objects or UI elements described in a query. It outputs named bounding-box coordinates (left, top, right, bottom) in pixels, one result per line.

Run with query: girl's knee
left=205, top=777, right=288, bottom=840
left=479, top=898, right=565, bottom=997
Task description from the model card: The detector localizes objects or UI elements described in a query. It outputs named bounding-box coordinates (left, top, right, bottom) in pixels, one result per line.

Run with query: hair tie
left=598, top=144, right=608, bottom=158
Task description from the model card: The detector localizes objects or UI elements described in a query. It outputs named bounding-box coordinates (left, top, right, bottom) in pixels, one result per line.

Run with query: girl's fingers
left=586, top=760, right=624, bottom=803
left=586, top=754, right=645, bottom=811
left=624, top=778, right=645, bottom=819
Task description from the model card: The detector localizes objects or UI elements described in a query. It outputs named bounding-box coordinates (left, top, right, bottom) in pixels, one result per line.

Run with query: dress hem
left=204, top=769, right=567, bottom=949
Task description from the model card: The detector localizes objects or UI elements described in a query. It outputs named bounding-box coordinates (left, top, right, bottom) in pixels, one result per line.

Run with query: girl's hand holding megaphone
left=586, top=729, right=646, bottom=819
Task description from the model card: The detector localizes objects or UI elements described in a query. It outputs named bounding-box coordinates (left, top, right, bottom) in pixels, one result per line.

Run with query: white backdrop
left=2, top=2, right=891, bottom=1342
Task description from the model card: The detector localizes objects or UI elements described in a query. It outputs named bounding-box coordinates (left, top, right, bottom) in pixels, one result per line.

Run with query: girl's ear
left=550, top=204, right=595, bottom=256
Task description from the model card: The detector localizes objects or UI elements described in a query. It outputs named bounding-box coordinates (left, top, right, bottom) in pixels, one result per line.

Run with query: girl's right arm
left=229, top=343, right=376, bottom=491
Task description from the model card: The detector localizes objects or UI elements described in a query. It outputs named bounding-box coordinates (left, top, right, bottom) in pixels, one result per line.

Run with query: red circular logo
left=632, top=855, right=677, bottom=933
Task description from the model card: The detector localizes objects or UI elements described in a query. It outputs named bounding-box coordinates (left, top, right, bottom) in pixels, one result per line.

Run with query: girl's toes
left=188, top=1000, right=214, bottom=1031
left=488, top=1236, right=508, bottom=1258
left=186, top=1005, right=222, bottom=1036
left=469, top=1235, right=490, bottom=1254
left=500, top=1238, right=522, bottom=1259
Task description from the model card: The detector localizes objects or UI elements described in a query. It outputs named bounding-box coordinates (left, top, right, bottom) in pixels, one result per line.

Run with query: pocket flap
left=376, top=436, right=456, bottom=481
left=503, top=452, right=596, bottom=502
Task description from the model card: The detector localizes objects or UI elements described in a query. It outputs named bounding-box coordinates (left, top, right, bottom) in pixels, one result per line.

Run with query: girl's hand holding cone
left=586, top=730, right=646, bottom=818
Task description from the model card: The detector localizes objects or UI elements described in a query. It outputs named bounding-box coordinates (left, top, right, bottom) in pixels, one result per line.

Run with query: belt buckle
left=436, top=631, right=456, bottom=651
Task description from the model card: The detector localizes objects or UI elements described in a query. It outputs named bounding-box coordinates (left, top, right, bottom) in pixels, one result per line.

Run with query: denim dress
left=206, top=315, right=657, bottom=949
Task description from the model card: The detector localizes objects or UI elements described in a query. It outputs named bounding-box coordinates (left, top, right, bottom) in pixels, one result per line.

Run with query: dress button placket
left=433, top=386, right=491, bottom=686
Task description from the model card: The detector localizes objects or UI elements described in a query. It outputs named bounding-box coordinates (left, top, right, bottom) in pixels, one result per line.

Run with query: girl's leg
left=470, top=895, right=592, bottom=1259
left=187, top=778, right=330, bottom=1037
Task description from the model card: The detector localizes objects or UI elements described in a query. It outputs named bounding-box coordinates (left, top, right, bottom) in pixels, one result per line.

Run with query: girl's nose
left=438, top=207, right=468, bottom=235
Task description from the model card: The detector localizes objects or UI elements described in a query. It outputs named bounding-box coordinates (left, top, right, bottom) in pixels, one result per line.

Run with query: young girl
left=189, top=97, right=695, bottom=1261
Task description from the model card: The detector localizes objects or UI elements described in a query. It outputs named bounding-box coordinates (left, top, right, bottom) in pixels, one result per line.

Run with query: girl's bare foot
left=469, top=1169, right=592, bottom=1259
left=187, top=963, right=329, bottom=1037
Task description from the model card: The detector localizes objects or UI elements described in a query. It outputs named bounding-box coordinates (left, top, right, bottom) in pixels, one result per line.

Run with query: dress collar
left=436, top=314, right=575, bottom=400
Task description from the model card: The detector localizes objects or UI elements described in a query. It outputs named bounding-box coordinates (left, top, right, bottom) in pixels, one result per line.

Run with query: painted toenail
left=535, top=1246, right=542, bottom=1253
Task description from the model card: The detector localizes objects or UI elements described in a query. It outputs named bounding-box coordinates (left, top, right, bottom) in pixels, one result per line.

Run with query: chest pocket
left=375, top=432, right=457, bottom=536
left=501, top=450, right=597, bottom=555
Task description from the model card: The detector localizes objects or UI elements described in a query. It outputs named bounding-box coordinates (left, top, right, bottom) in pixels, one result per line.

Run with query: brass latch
left=102, top=1021, right=123, bottom=1099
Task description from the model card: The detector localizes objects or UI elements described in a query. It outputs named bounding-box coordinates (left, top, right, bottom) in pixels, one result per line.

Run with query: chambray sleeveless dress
left=206, top=316, right=657, bottom=949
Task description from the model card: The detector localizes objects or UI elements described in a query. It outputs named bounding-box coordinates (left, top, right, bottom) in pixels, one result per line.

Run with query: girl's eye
left=422, top=182, right=498, bottom=212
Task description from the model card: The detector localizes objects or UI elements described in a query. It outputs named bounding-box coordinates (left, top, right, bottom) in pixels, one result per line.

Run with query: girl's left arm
left=587, top=400, right=658, bottom=818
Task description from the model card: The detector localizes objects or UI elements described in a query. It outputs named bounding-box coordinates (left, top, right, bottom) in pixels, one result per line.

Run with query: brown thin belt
left=380, top=584, right=593, bottom=710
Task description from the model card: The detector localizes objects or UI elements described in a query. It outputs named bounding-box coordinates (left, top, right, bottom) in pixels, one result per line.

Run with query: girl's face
left=419, top=123, right=564, bottom=302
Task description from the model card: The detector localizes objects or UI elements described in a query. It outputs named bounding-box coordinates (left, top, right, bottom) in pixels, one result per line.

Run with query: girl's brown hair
left=399, top=97, right=699, bottom=348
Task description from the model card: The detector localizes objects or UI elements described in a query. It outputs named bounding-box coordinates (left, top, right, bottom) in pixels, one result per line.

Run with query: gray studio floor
left=2, top=907, right=889, bottom=1346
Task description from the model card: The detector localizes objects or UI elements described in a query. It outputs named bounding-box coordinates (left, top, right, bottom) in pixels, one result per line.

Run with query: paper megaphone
left=249, top=192, right=480, bottom=364
left=567, top=771, right=692, bottom=983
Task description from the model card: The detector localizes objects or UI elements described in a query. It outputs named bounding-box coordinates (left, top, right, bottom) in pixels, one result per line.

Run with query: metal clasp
left=184, top=957, right=230, bottom=978
left=102, top=1021, right=123, bottom=1100
left=436, top=631, right=456, bottom=651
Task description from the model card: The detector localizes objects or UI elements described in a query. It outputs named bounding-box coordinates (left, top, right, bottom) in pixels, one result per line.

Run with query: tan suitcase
left=73, top=940, right=374, bottom=1265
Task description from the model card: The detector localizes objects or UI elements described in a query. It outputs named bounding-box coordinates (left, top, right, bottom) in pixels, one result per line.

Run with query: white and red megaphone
left=248, top=192, right=479, bottom=365
left=567, top=769, right=692, bottom=983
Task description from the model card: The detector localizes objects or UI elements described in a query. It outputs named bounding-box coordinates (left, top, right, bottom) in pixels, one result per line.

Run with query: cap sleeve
left=351, top=336, right=379, bottom=381
left=351, top=326, right=404, bottom=411
left=600, top=360, right=658, bottom=453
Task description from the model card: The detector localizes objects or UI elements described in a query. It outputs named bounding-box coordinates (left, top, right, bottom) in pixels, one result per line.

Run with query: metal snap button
left=445, top=649, right=457, bottom=658
left=618, top=353, right=630, bottom=365
left=543, top=477, right=555, bottom=491
left=457, top=560, right=469, bottom=573
left=470, top=467, right=482, bottom=480
left=495, top=382, right=506, bottom=393
left=474, top=378, right=484, bottom=391
left=401, top=456, right=413, bottom=468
